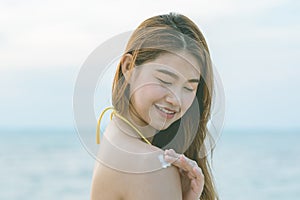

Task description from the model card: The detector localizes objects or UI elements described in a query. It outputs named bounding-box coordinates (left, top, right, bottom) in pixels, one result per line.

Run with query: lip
left=154, top=104, right=177, bottom=119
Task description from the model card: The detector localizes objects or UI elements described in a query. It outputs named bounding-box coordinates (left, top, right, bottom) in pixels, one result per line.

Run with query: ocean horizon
left=1, top=128, right=299, bottom=199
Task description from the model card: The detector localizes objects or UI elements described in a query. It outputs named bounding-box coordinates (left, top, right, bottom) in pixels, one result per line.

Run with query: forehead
left=142, top=52, right=201, bottom=78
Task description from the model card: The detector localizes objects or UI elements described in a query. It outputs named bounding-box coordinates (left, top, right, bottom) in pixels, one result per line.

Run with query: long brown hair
left=112, top=12, right=218, bottom=200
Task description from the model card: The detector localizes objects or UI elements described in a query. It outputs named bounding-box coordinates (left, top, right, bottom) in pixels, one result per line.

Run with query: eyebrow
left=155, top=69, right=200, bottom=83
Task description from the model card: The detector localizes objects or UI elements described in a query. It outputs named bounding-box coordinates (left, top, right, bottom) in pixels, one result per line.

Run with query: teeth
left=156, top=105, right=175, bottom=114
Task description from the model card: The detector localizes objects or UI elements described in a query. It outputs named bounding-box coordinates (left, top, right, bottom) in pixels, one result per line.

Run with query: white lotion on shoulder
left=158, top=154, right=171, bottom=168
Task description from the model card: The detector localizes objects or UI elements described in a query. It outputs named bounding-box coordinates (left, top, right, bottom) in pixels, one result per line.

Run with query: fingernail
left=164, top=155, right=171, bottom=161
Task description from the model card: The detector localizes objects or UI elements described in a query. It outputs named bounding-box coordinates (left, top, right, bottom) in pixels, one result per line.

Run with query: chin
left=150, top=121, right=173, bottom=131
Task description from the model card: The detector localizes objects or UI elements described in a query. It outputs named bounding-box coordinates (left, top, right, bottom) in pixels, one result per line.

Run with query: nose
left=165, top=88, right=181, bottom=108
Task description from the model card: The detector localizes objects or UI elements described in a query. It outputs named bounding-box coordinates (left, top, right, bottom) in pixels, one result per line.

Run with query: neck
left=114, top=110, right=157, bottom=144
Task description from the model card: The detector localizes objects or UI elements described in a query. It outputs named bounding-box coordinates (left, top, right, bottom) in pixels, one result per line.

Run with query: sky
left=0, top=0, right=299, bottom=130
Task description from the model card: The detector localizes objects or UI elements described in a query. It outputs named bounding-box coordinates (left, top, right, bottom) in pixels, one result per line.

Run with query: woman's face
left=128, top=52, right=200, bottom=131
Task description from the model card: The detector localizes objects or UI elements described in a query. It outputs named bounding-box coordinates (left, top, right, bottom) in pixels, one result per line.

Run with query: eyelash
left=157, top=78, right=171, bottom=85
left=184, top=87, right=194, bottom=92
left=157, top=78, right=194, bottom=92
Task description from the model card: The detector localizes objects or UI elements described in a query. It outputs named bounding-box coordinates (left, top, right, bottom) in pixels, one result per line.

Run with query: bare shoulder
left=91, top=120, right=182, bottom=200
left=91, top=160, right=182, bottom=200
left=90, top=161, right=125, bottom=200
left=123, top=165, right=182, bottom=200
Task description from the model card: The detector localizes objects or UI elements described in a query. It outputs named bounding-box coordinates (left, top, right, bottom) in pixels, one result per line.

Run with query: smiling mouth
left=154, top=104, right=178, bottom=119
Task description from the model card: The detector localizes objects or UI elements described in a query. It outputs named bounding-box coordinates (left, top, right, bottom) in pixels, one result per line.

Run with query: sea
left=1, top=128, right=299, bottom=200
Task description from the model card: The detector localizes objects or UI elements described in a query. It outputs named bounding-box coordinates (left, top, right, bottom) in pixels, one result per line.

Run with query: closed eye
left=157, top=78, right=172, bottom=85
left=184, top=87, right=194, bottom=92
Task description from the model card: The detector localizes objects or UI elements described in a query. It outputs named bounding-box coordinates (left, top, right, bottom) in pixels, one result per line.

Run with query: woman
left=91, top=12, right=219, bottom=200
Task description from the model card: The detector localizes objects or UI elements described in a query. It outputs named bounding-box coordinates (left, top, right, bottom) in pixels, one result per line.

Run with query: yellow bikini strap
left=96, top=107, right=151, bottom=145
left=96, top=107, right=114, bottom=144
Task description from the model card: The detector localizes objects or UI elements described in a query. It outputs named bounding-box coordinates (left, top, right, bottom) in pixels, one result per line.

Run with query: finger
left=164, top=149, right=197, bottom=173
left=193, top=165, right=204, bottom=181
left=191, top=179, right=202, bottom=195
left=164, top=149, right=204, bottom=181
left=178, top=154, right=197, bottom=172
left=178, top=156, right=205, bottom=183
left=179, top=168, right=196, bottom=180
left=164, top=149, right=181, bottom=164
left=187, top=170, right=197, bottom=179
left=164, top=153, right=186, bottom=170
left=164, top=149, right=178, bottom=160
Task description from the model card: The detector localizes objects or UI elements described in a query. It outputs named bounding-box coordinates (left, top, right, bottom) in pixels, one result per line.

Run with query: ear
left=120, top=53, right=134, bottom=83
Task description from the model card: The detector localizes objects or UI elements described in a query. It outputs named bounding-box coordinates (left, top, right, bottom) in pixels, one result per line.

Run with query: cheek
left=181, top=93, right=196, bottom=113
left=131, top=84, right=166, bottom=106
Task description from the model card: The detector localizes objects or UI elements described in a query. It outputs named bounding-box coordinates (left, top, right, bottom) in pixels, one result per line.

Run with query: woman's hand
left=164, top=149, right=204, bottom=200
